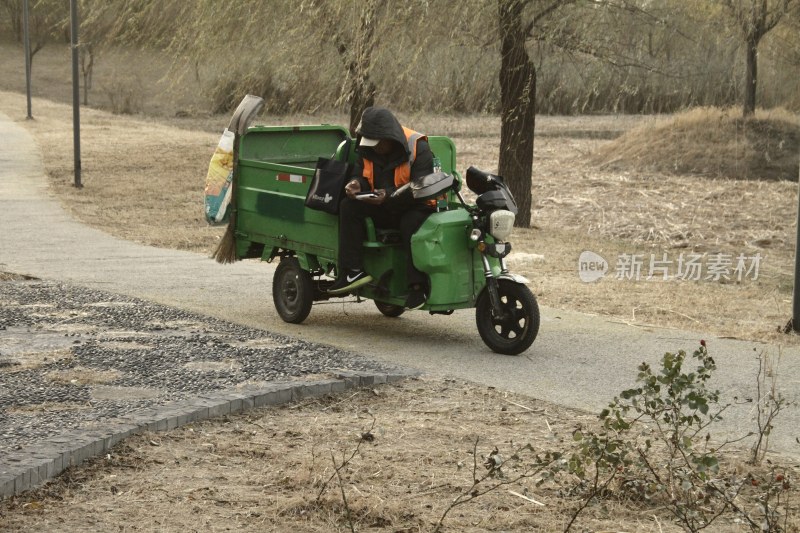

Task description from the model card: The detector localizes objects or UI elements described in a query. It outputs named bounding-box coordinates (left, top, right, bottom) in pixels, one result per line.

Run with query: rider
left=327, top=106, right=434, bottom=310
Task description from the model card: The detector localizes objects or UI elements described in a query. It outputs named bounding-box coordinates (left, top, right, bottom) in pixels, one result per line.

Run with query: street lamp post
left=70, top=0, right=82, bottom=188
left=23, top=0, right=32, bottom=119
left=794, top=161, right=800, bottom=332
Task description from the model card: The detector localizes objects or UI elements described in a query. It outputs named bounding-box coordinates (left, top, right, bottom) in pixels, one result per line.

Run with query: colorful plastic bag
left=204, top=128, right=235, bottom=224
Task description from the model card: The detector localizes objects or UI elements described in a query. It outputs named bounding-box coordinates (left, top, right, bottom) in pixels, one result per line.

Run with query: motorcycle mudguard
left=497, top=272, right=530, bottom=284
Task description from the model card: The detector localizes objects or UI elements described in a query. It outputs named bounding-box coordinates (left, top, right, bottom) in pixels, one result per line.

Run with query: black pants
left=338, top=197, right=433, bottom=287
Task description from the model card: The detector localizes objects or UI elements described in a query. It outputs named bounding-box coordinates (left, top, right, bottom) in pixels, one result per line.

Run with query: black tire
left=375, top=301, right=405, bottom=318
left=273, top=257, right=314, bottom=324
left=475, top=279, right=540, bottom=355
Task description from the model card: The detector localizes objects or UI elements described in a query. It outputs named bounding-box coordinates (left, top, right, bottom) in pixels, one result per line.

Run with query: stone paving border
left=0, top=370, right=414, bottom=499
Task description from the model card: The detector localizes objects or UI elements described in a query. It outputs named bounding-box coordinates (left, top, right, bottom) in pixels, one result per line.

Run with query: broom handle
left=230, top=133, right=240, bottom=220
left=227, top=94, right=263, bottom=223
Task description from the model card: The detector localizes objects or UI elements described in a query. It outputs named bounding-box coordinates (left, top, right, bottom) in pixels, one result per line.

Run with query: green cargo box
left=232, top=125, right=486, bottom=310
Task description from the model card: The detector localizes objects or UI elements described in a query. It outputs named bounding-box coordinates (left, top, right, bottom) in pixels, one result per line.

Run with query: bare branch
left=315, top=415, right=376, bottom=502
left=533, top=0, right=573, bottom=25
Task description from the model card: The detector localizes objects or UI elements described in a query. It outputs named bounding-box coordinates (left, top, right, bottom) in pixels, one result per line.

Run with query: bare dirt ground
left=1, top=43, right=800, bottom=531
left=2, top=378, right=798, bottom=533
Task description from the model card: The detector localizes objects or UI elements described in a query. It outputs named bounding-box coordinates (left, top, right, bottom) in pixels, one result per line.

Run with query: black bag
left=305, top=140, right=352, bottom=215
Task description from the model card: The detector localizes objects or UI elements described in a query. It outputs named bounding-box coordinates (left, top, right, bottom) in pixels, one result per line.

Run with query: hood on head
left=355, top=107, right=409, bottom=157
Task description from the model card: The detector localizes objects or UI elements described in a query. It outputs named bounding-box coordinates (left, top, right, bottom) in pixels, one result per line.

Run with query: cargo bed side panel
left=234, top=126, right=348, bottom=266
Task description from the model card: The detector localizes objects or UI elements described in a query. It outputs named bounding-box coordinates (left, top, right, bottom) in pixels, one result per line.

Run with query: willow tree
left=299, top=0, right=382, bottom=134
left=497, top=1, right=537, bottom=228
left=344, top=0, right=378, bottom=135
left=496, top=1, right=581, bottom=228
left=2, top=0, right=68, bottom=70
left=719, top=0, right=799, bottom=116
left=1, top=0, right=23, bottom=41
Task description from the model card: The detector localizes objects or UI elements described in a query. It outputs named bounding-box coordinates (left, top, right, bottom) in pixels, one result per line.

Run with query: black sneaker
left=405, top=287, right=427, bottom=310
left=328, top=270, right=373, bottom=295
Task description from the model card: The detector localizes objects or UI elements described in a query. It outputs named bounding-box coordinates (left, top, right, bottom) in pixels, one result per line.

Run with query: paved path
left=2, top=111, right=798, bottom=468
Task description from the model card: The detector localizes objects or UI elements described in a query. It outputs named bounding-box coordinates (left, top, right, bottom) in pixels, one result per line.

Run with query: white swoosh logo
left=346, top=273, right=361, bottom=283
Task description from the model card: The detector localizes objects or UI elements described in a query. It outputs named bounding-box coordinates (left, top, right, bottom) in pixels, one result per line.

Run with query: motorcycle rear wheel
left=475, top=279, right=539, bottom=355
left=273, top=257, right=314, bottom=324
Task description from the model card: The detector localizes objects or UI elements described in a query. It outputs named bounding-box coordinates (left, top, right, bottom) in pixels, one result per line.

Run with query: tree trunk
left=3, top=0, right=23, bottom=42
left=349, top=80, right=376, bottom=137
left=497, top=0, right=535, bottom=228
left=81, top=45, right=93, bottom=106
left=743, top=36, right=758, bottom=117
left=347, top=0, right=378, bottom=136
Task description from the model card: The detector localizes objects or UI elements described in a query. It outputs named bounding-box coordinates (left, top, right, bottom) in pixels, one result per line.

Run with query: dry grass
left=2, top=378, right=797, bottom=533
left=0, top=272, right=37, bottom=281
left=0, top=93, right=225, bottom=251
left=594, top=107, right=800, bottom=181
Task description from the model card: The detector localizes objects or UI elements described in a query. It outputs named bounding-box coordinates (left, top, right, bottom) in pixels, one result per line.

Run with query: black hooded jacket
left=352, top=107, right=433, bottom=199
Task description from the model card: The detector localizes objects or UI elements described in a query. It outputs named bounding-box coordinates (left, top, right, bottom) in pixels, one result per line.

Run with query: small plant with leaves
left=568, top=342, right=738, bottom=531
left=753, top=469, right=794, bottom=532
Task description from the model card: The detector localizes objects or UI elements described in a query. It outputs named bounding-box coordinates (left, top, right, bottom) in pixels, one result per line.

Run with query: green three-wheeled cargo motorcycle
left=208, top=97, right=540, bottom=355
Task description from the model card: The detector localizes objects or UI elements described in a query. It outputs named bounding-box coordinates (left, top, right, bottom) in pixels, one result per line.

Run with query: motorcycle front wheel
left=475, top=279, right=540, bottom=355
left=272, top=257, right=314, bottom=324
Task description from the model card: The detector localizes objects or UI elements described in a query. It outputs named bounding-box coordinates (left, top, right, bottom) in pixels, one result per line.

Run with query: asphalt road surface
left=2, top=111, right=798, bottom=459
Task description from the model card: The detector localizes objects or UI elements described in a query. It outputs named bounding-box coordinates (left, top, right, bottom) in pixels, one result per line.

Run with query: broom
left=211, top=133, right=240, bottom=263
left=211, top=95, right=264, bottom=264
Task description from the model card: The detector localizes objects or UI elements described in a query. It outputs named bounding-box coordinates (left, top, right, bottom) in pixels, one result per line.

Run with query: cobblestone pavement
left=0, top=276, right=410, bottom=496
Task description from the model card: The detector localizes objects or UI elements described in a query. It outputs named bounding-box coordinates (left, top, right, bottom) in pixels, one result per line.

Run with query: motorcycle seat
left=376, top=229, right=402, bottom=245
left=363, top=218, right=402, bottom=248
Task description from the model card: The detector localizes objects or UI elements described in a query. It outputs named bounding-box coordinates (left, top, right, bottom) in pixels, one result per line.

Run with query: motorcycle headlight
left=488, top=210, right=515, bottom=241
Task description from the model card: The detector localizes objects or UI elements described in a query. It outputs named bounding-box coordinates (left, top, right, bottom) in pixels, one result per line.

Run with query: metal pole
left=22, top=0, right=32, bottom=119
left=70, top=0, right=82, bottom=188
left=794, top=158, right=800, bottom=331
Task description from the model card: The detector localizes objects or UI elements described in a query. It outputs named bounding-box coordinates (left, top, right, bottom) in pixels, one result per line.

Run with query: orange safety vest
left=362, top=127, right=427, bottom=189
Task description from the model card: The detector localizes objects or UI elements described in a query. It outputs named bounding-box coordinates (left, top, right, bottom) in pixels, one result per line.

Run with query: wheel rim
left=491, top=293, right=527, bottom=340
left=280, top=274, right=301, bottom=311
